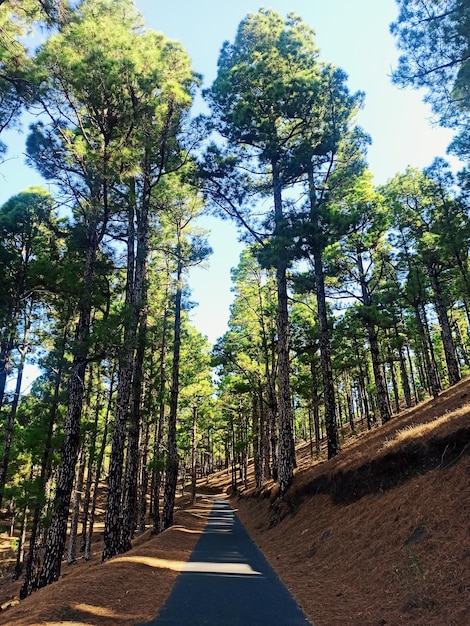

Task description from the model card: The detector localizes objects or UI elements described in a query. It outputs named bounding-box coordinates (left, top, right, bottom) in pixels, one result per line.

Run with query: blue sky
left=138, top=0, right=459, bottom=343
left=0, top=0, right=461, bottom=347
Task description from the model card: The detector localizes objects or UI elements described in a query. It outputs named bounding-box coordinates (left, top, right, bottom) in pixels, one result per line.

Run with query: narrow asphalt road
left=138, top=497, right=312, bottom=626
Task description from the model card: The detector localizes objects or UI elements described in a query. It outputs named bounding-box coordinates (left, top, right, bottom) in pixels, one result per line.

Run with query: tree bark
left=66, top=440, right=87, bottom=564
left=121, top=308, right=147, bottom=547
left=0, top=330, right=14, bottom=411
left=427, top=263, right=461, bottom=386
left=272, top=162, right=295, bottom=496
left=0, top=335, right=28, bottom=508
left=307, top=167, right=339, bottom=458
left=313, top=246, right=340, bottom=454
left=395, top=323, right=413, bottom=408
left=161, top=255, right=183, bottom=530
left=190, top=405, right=197, bottom=504
left=414, top=303, right=440, bottom=398
left=20, top=322, right=69, bottom=598
left=151, top=277, right=170, bottom=532
left=104, top=178, right=149, bottom=559
left=84, top=377, right=111, bottom=562
left=356, top=250, right=391, bottom=424
left=37, top=233, right=98, bottom=589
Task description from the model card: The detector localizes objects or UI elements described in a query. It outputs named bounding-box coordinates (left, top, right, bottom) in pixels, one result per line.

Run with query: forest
left=1, top=0, right=469, bottom=600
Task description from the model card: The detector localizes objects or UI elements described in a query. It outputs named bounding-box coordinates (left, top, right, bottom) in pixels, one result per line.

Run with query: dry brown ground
left=0, top=378, right=469, bottom=625
left=0, top=497, right=215, bottom=625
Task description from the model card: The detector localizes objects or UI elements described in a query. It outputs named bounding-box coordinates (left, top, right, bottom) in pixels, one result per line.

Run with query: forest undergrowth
left=0, top=378, right=469, bottom=626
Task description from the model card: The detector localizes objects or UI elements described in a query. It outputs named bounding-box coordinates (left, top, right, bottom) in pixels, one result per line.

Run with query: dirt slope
left=0, top=378, right=469, bottom=625
left=234, top=378, right=470, bottom=626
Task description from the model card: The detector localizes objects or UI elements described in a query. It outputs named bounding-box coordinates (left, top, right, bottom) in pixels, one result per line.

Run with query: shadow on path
left=138, top=497, right=311, bottom=625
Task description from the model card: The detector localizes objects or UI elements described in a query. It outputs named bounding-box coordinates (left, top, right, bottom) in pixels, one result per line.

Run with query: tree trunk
left=356, top=250, right=391, bottom=424
left=37, top=233, right=98, bottom=590
left=388, top=357, right=400, bottom=413
left=161, top=256, right=183, bottom=530
left=272, top=162, right=295, bottom=495
left=80, top=378, right=102, bottom=553
left=190, top=405, right=197, bottom=504
left=260, top=390, right=271, bottom=481
left=313, top=246, right=339, bottom=455
left=366, top=321, right=391, bottom=424
left=414, top=303, right=440, bottom=398
left=104, top=179, right=149, bottom=560
left=252, top=389, right=262, bottom=489
left=0, top=337, right=28, bottom=509
left=310, top=361, right=321, bottom=454
left=67, top=441, right=87, bottom=564
left=427, top=263, right=461, bottom=386
left=84, top=379, right=111, bottom=562
left=395, top=323, right=413, bottom=408
left=121, top=307, right=147, bottom=549
left=138, top=411, right=151, bottom=534
left=13, top=505, right=27, bottom=580
left=20, top=322, right=69, bottom=598
left=308, top=168, right=339, bottom=458
left=151, top=283, right=170, bottom=532
left=0, top=330, right=14, bottom=411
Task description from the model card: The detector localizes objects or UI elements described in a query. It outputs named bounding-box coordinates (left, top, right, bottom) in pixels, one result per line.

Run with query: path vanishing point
left=138, top=497, right=312, bottom=626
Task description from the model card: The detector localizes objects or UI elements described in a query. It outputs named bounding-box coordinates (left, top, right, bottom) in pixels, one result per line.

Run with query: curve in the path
left=138, top=497, right=312, bottom=626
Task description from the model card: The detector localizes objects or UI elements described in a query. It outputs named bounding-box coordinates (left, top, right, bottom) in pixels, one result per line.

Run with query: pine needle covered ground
left=0, top=379, right=469, bottom=625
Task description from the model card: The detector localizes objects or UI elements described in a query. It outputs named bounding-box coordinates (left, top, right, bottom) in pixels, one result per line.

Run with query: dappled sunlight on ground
left=112, top=554, right=261, bottom=575
left=72, top=602, right=123, bottom=618
left=1, top=380, right=469, bottom=625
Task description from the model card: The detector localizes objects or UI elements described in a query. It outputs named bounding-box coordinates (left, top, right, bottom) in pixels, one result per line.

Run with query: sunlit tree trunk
left=307, top=167, right=339, bottom=457
left=427, top=263, right=461, bottom=386
left=272, top=162, right=295, bottom=495
left=356, top=250, right=391, bottom=424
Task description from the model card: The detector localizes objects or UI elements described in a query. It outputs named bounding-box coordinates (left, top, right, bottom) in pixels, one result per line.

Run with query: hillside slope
left=0, top=378, right=469, bottom=625
left=233, top=378, right=470, bottom=626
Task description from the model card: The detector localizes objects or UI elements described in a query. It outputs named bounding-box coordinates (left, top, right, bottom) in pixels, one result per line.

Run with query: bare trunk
left=161, top=256, right=183, bottom=530
left=395, top=323, right=413, bottom=408
left=67, top=441, right=87, bottom=564
left=104, top=179, right=149, bottom=559
left=367, top=321, right=391, bottom=424
left=356, top=250, right=391, bottom=424
left=84, top=378, right=112, bottom=562
left=151, top=281, right=170, bottom=533
left=427, top=264, right=461, bottom=386
left=37, top=234, right=98, bottom=589
left=0, top=337, right=28, bottom=508
left=414, top=304, right=440, bottom=398
left=190, top=405, right=197, bottom=504
left=252, top=389, right=262, bottom=489
left=13, top=505, right=27, bottom=580
left=307, top=168, right=339, bottom=458
left=80, top=378, right=102, bottom=553
left=0, top=330, right=14, bottom=411
left=121, top=308, right=147, bottom=547
left=20, top=323, right=69, bottom=598
left=272, top=162, right=295, bottom=495
left=313, top=246, right=339, bottom=455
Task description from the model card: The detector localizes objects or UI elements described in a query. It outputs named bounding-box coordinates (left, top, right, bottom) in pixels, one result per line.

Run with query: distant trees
left=205, top=8, right=367, bottom=483
left=1, top=0, right=470, bottom=602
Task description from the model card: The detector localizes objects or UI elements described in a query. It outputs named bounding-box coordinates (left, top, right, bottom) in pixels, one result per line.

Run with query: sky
left=137, top=0, right=460, bottom=344
left=0, top=0, right=462, bottom=348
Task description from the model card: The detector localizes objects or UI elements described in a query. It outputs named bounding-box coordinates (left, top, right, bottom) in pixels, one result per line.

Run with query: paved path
left=139, top=497, right=311, bottom=625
